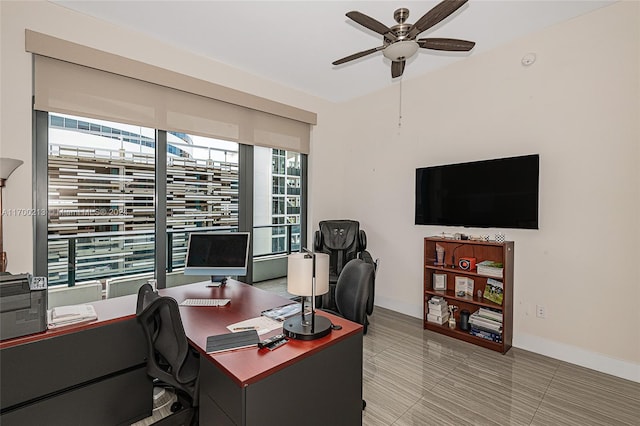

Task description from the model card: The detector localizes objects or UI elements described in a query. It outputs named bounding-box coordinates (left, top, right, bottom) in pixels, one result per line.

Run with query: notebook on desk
left=206, top=329, right=260, bottom=353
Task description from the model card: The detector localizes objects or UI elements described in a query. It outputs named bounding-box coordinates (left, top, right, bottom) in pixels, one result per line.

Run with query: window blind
left=26, top=30, right=314, bottom=154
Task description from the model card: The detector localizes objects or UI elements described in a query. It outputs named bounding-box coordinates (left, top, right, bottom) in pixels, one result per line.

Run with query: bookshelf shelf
left=423, top=237, right=513, bottom=354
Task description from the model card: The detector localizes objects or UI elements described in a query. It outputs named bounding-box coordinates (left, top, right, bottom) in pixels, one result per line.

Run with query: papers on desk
left=47, top=304, right=98, bottom=329
left=226, top=316, right=281, bottom=335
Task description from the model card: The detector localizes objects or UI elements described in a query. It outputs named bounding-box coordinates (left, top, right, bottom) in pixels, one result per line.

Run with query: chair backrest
left=335, top=259, right=374, bottom=330
left=135, top=284, right=199, bottom=402
left=314, top=220, right=366, bottom=282
left=47, top=280, right=102, bottom=308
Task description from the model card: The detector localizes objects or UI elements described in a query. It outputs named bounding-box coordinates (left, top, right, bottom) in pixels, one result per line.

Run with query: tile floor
left=135, top=280, right=640, bottom=425
left=359, top=307, right=640, bottom=426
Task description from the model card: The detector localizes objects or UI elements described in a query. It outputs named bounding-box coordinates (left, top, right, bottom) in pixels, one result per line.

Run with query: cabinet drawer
left=0, top=318, right=147, bottom=409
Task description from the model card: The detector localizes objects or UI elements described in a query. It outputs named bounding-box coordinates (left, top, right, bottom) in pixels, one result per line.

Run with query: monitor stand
left=209, top=276, right=227, bottom=287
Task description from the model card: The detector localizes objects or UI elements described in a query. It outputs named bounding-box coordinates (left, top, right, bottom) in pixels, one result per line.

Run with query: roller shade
left=27, top=30, right=314, bottom=154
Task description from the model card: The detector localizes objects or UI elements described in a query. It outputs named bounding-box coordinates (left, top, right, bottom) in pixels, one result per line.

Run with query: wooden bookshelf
left=423, top=237, right=513, bottom=353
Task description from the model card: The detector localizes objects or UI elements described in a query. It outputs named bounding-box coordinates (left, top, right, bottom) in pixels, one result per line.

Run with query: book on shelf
left=469, top=312, right=502, bottom=332
left=469, top=318, right=502, bottom=333
left=470, top=327, right=502, bottom=343
left=428, top=296, right=447, bottom=307
left=483, top=278, right=504, bottom=305
left=477, top=307, right=503, bottom=322
left=427, top=312, right=449, bottom=325
left=428, top=306, right=448, bottom=316
left=477, top=260, right=504, bottom=278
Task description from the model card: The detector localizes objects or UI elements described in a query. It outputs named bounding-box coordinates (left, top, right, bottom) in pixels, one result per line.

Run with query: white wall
left=321, top=1, right=639, bottom=381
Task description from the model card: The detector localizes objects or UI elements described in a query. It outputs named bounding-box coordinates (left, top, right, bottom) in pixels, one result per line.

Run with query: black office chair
left=314, top=220, right=377, bottom=314
left=136, top=283, right=200, bottom=425
left=322, top=258, right=373, bottom=411
left=323, top=258, right=374, bottom=335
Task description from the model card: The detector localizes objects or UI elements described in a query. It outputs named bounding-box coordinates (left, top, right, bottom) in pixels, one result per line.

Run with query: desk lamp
left=0, top=158, right=24, bottom=272
left=283, top=251, right=331, bottom=340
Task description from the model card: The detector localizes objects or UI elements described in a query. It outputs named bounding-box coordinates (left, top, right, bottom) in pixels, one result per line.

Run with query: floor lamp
left=0, top=158, right=24, bottom=273
left=283, top=251, right=332, bottom=340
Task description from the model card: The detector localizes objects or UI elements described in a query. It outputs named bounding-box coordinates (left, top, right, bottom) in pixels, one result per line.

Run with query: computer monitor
left=184, top=232, right=250, bottom=284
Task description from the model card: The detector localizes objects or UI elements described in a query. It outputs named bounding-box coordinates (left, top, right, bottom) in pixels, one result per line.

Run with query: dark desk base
left=0, top=318, right=153, bottom=426
left=199, top=330, right=363, bottom=426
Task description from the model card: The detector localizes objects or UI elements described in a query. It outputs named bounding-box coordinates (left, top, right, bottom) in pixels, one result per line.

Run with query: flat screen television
left=184, top=232, right=250, bottom=283
left=415, top=154, right=539, bottom=229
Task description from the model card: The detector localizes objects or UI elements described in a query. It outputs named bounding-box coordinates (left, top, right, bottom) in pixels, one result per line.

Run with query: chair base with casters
left=136, top=283, right=200, bottom=425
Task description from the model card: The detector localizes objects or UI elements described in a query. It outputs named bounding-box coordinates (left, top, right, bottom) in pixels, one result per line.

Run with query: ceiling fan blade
left=418, top=38, right=475, bottom=51
left=408, top=0, right=469, bottom=39
left=391, top=60, right=405, bottom=78
left=332, top=46, right=384, bottom=65
left=346, top=11, right=397, bottom=42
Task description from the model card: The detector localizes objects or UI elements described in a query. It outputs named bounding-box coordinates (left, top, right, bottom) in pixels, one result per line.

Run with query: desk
left=0, top=280, right=363, bottom=426
left=160, top=280, right=363, bottom=426
left=0, top=292, right=152, bottom=425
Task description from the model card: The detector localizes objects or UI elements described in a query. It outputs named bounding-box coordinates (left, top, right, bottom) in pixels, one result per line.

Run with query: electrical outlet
left=536, top=305, right=545, bottom=319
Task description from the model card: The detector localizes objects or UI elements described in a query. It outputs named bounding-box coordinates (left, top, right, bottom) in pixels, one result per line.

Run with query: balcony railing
left=49, top=224, right=301, bottom=287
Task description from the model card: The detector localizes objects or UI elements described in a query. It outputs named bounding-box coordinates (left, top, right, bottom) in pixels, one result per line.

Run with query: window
left=253, top=146, right=304, bottom=257
left=38, top=115, right=306, bottom=288
left=47, top=113, right=155, bottom=286
left=165, top=133, right=239, bottom=272
left=272, top=176, right=285, bottom=195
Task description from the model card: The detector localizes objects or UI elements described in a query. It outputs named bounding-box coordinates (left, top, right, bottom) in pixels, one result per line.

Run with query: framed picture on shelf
left=433, top=273, right=447, bottom=290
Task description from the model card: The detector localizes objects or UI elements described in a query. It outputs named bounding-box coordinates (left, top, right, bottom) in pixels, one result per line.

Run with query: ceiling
left=52, top=1, right=615, bottom=103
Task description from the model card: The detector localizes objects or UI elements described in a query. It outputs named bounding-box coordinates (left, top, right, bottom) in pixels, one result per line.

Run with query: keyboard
left=180, top=298, right=230, bottom=307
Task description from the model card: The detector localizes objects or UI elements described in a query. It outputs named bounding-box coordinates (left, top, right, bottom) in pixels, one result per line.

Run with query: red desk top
left=0, top=280, right=363, bottom=387
left=160, top=280, right=363, bottom=387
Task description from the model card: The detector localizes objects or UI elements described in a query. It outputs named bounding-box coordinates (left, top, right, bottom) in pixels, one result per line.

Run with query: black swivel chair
left=136, top=283, right=200, bottom=425
left=322, top=258, right=374, bottom=411
left=323, top=258, right=374, bottom=335
left=314, top=220, right=377, bottom=314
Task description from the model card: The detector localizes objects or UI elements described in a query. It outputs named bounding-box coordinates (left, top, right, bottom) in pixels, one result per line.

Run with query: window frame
left=34, top=111, right=307, bottom=287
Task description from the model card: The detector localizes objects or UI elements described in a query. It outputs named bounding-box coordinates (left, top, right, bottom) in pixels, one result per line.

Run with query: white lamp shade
left=287, top=253, right=313, bottom=296
left=314, top=253, right=329, bottom=296
left=0, top=158, right=23, bottom=181
left=287, top=252, right=330, bottom=297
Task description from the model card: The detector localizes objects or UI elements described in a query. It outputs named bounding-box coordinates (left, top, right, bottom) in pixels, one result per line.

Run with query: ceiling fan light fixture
left=383, top=40, right=419, bottom=61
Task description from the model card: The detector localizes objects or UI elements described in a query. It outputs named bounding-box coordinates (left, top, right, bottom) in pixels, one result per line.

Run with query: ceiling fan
left=332, top=0, right=476, bottom=78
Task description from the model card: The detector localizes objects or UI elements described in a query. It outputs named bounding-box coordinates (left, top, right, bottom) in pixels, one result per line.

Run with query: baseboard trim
left=514, top=333, right=640, bottom=383
left=374, top=300, right=640, bottom=383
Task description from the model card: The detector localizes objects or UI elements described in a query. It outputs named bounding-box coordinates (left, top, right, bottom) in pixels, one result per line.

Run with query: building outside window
left=48, top=114, right=157, bottom=286
left=165, top=134, right=239, bottom=272
left=47, top=113, right=239, bottom=288
left=253, top=147, right=302, bottom=258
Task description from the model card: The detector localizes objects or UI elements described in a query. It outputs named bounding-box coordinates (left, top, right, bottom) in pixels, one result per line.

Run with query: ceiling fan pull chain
left=398, top=78, right=403, bottom=128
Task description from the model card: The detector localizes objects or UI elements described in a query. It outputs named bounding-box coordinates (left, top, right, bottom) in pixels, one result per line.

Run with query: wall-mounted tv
left=415, top=154, right=539, bottom=229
